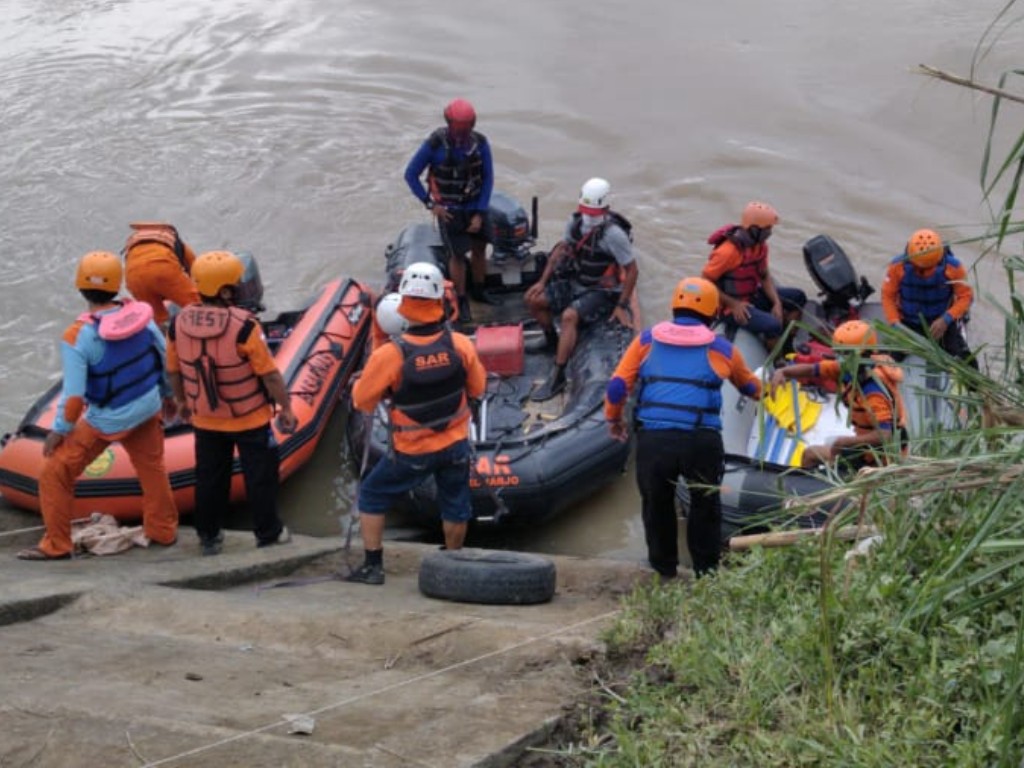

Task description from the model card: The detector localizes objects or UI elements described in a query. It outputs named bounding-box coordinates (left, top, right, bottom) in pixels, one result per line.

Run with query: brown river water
left=1, top=0, right=1019, bottom=557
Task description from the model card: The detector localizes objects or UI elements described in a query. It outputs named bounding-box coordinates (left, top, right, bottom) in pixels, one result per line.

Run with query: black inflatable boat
left=346, top=192, right=640, bottom=526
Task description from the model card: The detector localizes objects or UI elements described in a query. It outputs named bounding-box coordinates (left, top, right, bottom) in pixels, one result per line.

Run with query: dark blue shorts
left=440, top=209, right=489, bottom=258
left=358, top=440, right=473, bottom=522
left=545, top=280, right=618, bottom=325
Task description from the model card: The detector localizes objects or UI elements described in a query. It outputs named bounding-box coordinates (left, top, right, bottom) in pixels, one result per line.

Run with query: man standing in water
left=404, top=99, right=496, bottom=323
left=348, top=262, right=487, bottom=585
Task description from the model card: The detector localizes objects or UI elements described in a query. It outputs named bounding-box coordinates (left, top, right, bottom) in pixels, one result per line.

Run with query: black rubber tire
left=418, top=549, right=557, bottom=605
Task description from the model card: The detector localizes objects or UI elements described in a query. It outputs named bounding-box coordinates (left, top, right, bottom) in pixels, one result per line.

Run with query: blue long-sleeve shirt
left=53, top=309, right=169, bottom=435
left=403, top=131, right=493, bottom=212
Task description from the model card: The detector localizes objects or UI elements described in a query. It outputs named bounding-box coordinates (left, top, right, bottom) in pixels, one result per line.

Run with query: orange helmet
left=906, top=229, right=944, bottom=269
left=741, top=201, right=779, bottom=229
left=75, top=251, right=122, bottom=292
left=192, top=251, right=244, bottom=298
left=671, top=277, right=719, bottom=318
left=832, top=320, right=877, bottom=349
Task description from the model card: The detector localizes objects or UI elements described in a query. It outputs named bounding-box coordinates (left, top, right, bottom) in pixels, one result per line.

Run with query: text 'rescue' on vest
left=636, top=321, right=724, bottom=431
left=390, top=330, right=467, bottom=433
left=171, top=305, right=269, bottom=419
left=707, top=225, right=768, bottom=302
left=426, top=128, right=486, bottom=207
left=80, top=302, right=163, bottom=408
left=559, top=210, right=633, bottom=289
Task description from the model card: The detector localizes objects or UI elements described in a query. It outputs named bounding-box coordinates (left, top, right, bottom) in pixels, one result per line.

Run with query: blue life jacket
left=894, top=251, right=957, bottom=323
left=636, top=321, right=725, bottom=431
left=84, top=323, right=163, bottom=408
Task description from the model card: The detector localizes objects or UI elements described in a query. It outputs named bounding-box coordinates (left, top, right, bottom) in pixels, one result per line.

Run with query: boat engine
left=486, top=191, right=536, bottom=262
left=803, top=234, right=874, bottom=325
left=234, top=251, right=266, bottom=313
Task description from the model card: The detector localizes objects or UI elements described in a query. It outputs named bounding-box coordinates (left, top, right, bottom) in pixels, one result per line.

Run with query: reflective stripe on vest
left=715, top=236, right=768, bottom=302
left=563, top=211, right=631, bottom=288
left=173, top=305, right=268, bottom=419
left=636, top=321, right=724, bottom=430
left=391, top=330, right=467, bottom=433
left=82, top=307, right=163, bottom=408
left=426, top=128, right=485, bottom=206
left=894, top=253, right=955, bottom=323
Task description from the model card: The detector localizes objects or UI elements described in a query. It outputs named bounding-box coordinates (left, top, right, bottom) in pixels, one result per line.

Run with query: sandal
left=16, top=546, right=71, bottom=561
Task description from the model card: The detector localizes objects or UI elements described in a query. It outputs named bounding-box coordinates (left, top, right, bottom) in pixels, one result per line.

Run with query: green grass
left=539, top=10, right=1024, bottom=765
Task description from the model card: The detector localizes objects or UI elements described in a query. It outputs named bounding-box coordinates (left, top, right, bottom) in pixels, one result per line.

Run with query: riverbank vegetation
left=540, top=10, right=1024, bottom=766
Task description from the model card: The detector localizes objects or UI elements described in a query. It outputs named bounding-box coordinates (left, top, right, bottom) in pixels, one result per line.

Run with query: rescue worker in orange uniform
left=881, top=228, right=975, bottom=365
left=605, top=278, right=761, bottom=578
left=349, top=261, right=487, bottom=585
left=702, top=201, right=806, bottom=351
left=17, top=252, right=178, bottom=560
left=770, top=320, right=908, bottom=470
left=122, top=221, right=200, bottom=326
left=166, top=251, right=297, bottom=556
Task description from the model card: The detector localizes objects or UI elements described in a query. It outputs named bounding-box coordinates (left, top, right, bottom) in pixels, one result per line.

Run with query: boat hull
left=0, top=277, right=371, bottom=520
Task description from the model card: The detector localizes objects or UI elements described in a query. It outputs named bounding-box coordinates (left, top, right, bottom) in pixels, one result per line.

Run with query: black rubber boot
left=457, top=295, right=472, bottom=325
left=530, top=364, right=566, bottom=401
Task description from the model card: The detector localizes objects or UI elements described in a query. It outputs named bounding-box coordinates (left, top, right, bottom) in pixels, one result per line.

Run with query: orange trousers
left=37, top=415, right=178, bottom=556
left=125, top=254, right=200, bottom=325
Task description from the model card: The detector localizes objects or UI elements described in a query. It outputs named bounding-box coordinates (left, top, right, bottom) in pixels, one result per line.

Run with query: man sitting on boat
left=604, top=278, right=761, bottom=578
left=17, top=252, right=178, bottom=560
left=770, top=320, right=908, bottom=471
left=702, top=201, right=806, bottom=352
left=348, top=262, right=487, bottom=585
left=525, top=177, right=639, bottom=401
left=121, top=221, right=200, bottom=328
left=881, top=228, right=976, bottom=367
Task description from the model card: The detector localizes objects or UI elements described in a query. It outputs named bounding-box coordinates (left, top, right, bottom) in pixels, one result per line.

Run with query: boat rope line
left=139, top=608, right=620, bottom=767
left=0, top=524, right=46, bottom=538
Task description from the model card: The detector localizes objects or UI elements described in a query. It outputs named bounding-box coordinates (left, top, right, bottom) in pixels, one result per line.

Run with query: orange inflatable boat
left=0, top=262, right=371, bottom=521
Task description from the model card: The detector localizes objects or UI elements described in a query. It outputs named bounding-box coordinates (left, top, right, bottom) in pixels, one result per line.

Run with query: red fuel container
left=474, top=324, right=524, bottom=376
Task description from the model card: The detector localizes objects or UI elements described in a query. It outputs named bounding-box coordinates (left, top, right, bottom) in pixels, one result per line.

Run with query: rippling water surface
left=1, top=0, right=1019, bottom=556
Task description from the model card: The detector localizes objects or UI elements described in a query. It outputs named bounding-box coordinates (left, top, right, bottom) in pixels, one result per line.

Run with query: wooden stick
left=729, top=524, right=879, bottom=552
left=917, top=64, right=1024, bottom=106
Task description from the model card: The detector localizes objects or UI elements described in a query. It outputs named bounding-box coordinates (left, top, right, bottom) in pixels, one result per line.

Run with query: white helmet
left=398, top=262, right=445, bottom=300
left=375, top=292, right=408, bottom=336
left=578, top=177, right=611, bottom=213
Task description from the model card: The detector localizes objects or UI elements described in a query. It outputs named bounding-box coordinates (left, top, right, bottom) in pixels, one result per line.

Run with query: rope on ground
left=140, top=608, right=620, bottom=767
left=0, top=525, right=46, bottom=538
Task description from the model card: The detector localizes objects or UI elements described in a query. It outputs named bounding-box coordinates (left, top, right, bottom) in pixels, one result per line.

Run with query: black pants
left=194, top=424, right=284, bottom=545
left=635, top=427, right=724, bottom=576
left=904, top=318, right=977, bottom=367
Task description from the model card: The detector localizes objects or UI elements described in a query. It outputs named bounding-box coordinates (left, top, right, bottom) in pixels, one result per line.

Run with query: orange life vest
left=841, top=356, right=908, bottom=464
left=172, top=305, right=268, bottom=419
left=123, top=222, right=188, bottom=270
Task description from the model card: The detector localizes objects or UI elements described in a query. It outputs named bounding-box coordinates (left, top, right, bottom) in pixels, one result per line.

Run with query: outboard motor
left=486, top=191, right=535, bottom=262
left=383, top=223, right=448, bottom=292
left=234, top=251, right=265, bottom=313
left=803, top=235, right=874, bottom=325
